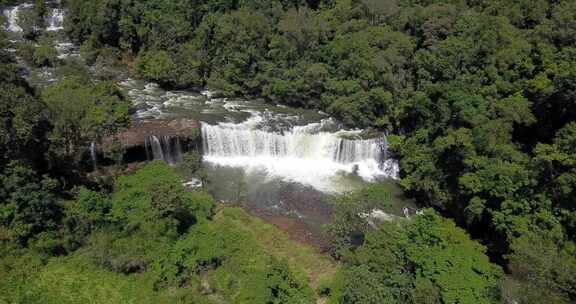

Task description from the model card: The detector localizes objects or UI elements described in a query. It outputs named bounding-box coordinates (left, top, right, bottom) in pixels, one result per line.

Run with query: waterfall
left=334, top=138, right=385, bottom=164
left=90, top=142, right=98, bottom=169
left=149, top=136, right=165, bottom=160
left=145, top=135, right=184, bottom=165
left=3, top=4, right=64, bottom=33
left=202, top=124, right=385, bottom=164
left=46, top=8, right=64, bottom=31
left=202, top=119, right=399, bottom=192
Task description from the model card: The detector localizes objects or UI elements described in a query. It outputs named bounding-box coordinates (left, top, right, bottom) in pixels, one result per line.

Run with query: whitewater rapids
left=201, top=115, right=399, bottom=193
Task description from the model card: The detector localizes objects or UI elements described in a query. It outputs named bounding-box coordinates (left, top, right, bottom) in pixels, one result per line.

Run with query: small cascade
left=2, top=4, right=31, bottom=33
left=54, top=42, right=78, bottom=59
left=145, top=135, right=184, bottom=165
left=90, top=142, right=98, bottom=169
left=46, top=8, right=64, bottom=31
left=148, top=135, right=165, bottom=160
left=333, top=138, right=384, bottom=164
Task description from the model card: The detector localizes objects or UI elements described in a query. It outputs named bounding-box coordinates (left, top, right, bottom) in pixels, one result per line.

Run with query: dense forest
left=1, top=0, right=576, bottom=303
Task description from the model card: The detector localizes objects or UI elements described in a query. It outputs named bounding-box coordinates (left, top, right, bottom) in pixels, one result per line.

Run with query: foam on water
left=204, top=155, right=397, bottom=193
left=202, top=113, right=399, bottom=193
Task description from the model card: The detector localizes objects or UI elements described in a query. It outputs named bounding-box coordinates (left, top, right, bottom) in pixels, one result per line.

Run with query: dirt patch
left=249, top=209, right=332, bottom=253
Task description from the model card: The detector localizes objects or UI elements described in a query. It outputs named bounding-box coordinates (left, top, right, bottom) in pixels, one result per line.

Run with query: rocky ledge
left=102, top=118, right=200, bottom=151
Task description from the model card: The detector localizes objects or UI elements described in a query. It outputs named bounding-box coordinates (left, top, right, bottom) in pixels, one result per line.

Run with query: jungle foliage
left=1, top=0, right=576, bottom=303
left=0, top=161, right=315, bottom=303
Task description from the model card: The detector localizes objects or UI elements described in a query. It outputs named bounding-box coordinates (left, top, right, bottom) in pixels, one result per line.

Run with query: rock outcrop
left=102, top=119, right=200, bottom=150
left=98, top=118, right=200, bottom=164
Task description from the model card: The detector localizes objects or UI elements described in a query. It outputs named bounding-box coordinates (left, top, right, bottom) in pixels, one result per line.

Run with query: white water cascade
left=202, top=118, right=399, bottom=193
left=2, top=4, right=31, bottom=32
left=46, top=8, right=64, bottom=31
left=145, top=135, right=184, bottom=165
left=90, top=141, right=98, bottom=169
left=3, top=4, right=65, bottom=33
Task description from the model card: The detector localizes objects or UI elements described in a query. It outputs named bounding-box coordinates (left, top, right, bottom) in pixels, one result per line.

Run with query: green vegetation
left=32, top=40, right=58, bottom=67
left=0, top=47, right=48, bottom=169
left=0, top=49, right=330, bottom=299
left=0, top=162, right=60, bottom=245
left=17, top=39, right=58, bottom=68
left=1, top=162, right=321, bottom=303
left=213, top=207, right=338, bottom=288
left=325, top=186, right=503, bottom=303
left=328, top=211, right=503, bottom=304
left=2, top=0, right=576, bottom=303
left=42, top=77, right=130, bottom=162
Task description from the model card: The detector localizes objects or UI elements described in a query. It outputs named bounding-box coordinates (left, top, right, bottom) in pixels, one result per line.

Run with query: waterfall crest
left=202, top=123, right=386, bottom=164
left=145, top=135, right=184, bottom=165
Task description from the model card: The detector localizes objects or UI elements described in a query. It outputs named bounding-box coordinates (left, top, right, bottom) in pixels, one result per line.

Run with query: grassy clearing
left=1, top=206, right=338, bottom=304
left=213, top=207, right=339, bottom=288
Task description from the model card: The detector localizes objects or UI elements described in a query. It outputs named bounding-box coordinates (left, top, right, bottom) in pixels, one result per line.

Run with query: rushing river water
left=120, top=79, right=399, bottom=193
left=3, top=3, right=413, bottom=230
